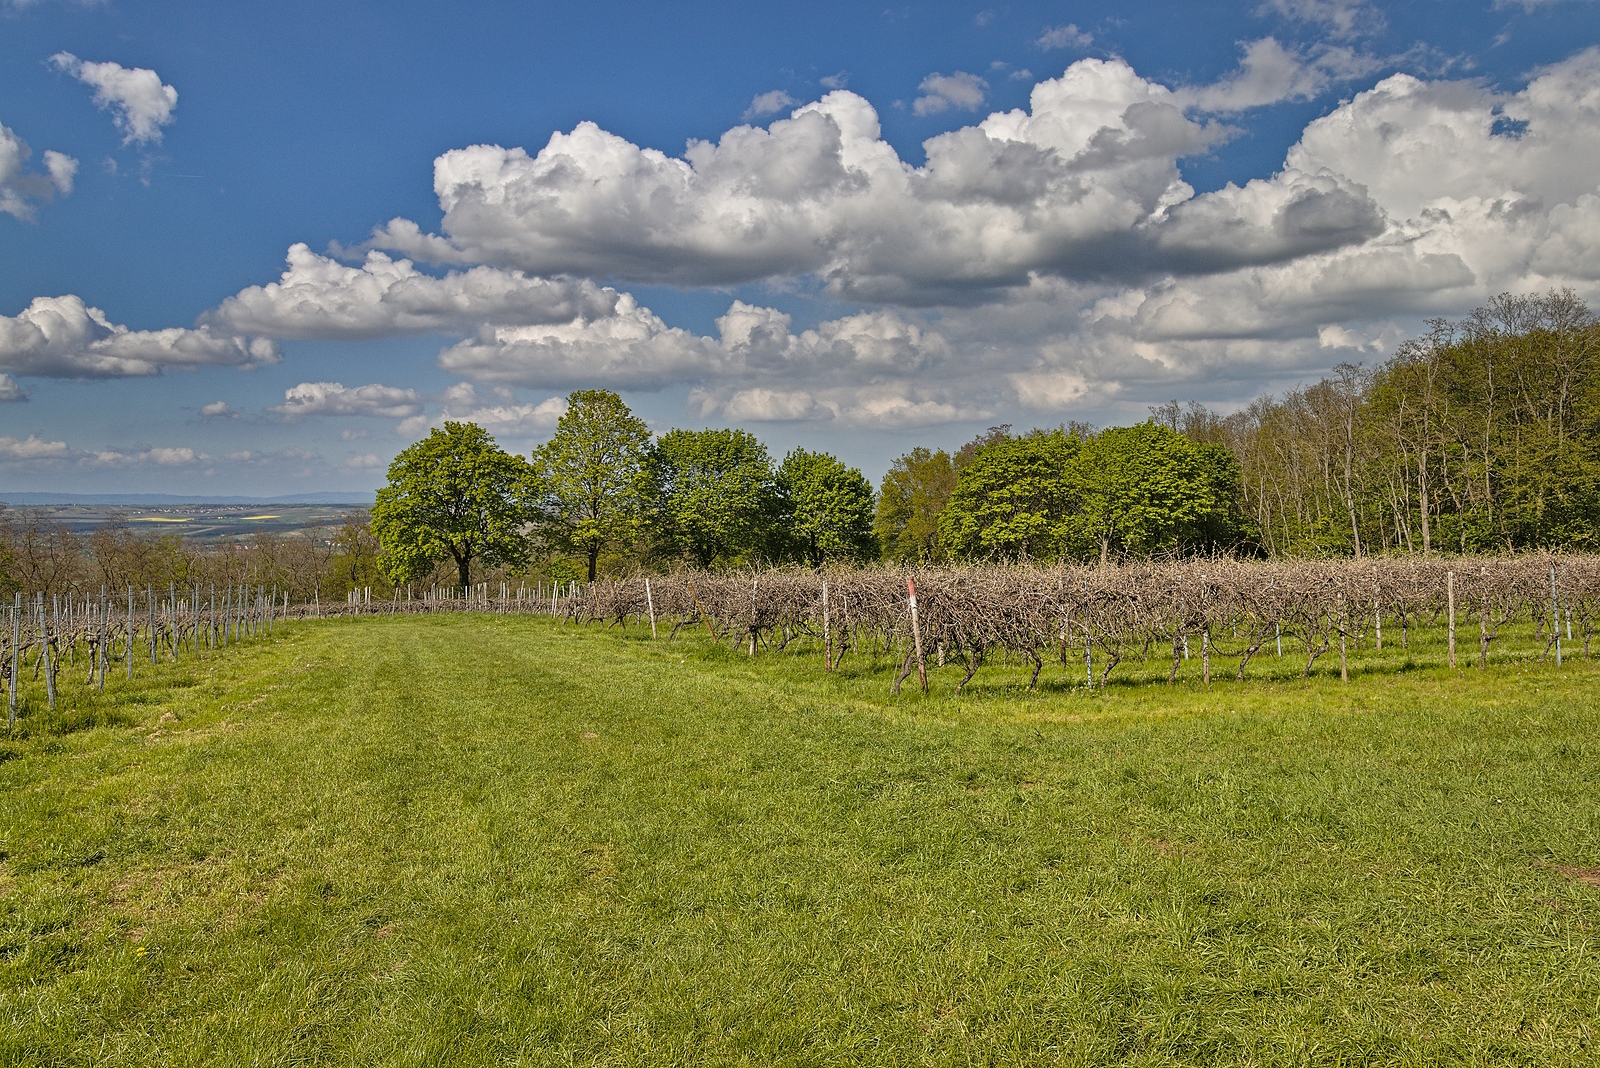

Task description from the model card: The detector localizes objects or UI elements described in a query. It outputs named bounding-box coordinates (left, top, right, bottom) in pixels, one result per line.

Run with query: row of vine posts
left=4, top=582, right=284, bottom=729
left=569, top=555, right=1597, bottom=694
left=7, top=556, right=1596, bottom=727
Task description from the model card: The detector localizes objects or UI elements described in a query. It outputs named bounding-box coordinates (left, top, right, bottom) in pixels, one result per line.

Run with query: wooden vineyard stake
left=1552, top=566, right=1563, bottom=667
left=9, top=599, right=19, bottom=727
left=645, top=578, right=657, bottom=639
left=40, top=600, right=54, bottom=711
left=1447, top=570, right=1456, bottom=669
left=1083, top=578, right=1092, bottom=688
left=1480, top=596, right=1489, bottom=668
left=821, top=581, right=832, bottom=672
left=908, top=577, right=927, bottom=694
left=98, top=588, right=106, bottom=692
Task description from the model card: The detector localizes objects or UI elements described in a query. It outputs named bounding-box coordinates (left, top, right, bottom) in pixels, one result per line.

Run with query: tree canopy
left=938, top=431, right=1080, bottom=560
left=1063, top=423, right=1228, bottom=564
left=776, top=448, right=877, bottom=567
left=1191, top=290, right=1600, bottom=556
left=875, top=446, right=957, bottom=563
left=371, top=421, right=538, bottom=588
left=532, top=390, right=654, bottom=582
left=650, top=428, right=778, bottom=568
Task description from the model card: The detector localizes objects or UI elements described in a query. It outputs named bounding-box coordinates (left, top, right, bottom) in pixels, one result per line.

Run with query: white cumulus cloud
left=42, top=150, right=78, bottom=194
left=1281, top=48, right=1600, bottom=292
left=50, top=53, right=178, bottom=145
left=271, top=382, right=425, bottom=420
left=0, top=372, right=25, bottom=402
left=439, top=294, right=968, bottom=427
left=146, top=46, right=1600, bottom=431
left=0, top=295, right=279, bottom=378
left=0, top=434, right=209, bottom=468
left=0, top=434, right=71, bottom=461
left=966, top=49, right=1600, bottom=413
left=397, top=382, right=568, bottom=440
left=440, top=381, right=567, bottom=432
left=0, top=121, right=77, bottom=220
left=1037, top=24, right=1093, bottom=50
left=368, top=62, right=1385, bottom=304
left=438, top=292, right=723, bottom=389
left=205, top=243, right=619, bottom=339
left=913, top=71, right=989, bottom=115
left=1178, top=37, right=1378, bottom=113
left=226, top=446, right=320, bottom=465
left=744, top=90, right=797, bottom=120
left=88, top=445, right=206, bottom=467
left=702, top=310, right=973, bottom=423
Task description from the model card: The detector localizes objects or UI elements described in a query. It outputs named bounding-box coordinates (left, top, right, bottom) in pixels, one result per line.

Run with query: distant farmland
left=5, top=503, right=365, bottom=542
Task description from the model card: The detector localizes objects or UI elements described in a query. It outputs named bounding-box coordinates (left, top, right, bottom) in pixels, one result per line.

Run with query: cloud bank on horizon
left=2, top=0, right=1599, bottom=492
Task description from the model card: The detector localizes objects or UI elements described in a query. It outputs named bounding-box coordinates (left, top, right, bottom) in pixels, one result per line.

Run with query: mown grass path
left=2, top=616, right=1599, bottom=1065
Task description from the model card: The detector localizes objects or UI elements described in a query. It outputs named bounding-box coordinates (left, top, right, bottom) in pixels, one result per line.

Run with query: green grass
left=2, top=616, right=1599, bottom=1065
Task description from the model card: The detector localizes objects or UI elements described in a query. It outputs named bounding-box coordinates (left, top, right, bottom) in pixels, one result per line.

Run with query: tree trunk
left=587, top=547, right=599, bottom=583
left=456, top=554, right=472, bottom=590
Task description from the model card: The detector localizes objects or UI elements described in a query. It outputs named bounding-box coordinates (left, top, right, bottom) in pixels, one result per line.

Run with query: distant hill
left=0, top=492, right=373, bottom=506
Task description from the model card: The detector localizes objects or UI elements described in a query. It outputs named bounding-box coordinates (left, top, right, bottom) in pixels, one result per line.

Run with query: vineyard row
left=562, top=556, right=1597, bottom=692
left=6, top=556, right=1596, bottom=722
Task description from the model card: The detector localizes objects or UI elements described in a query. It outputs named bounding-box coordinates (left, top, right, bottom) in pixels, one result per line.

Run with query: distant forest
left=881, top=290, right=1600, bottom=562
left=2, top=291, right=1596, bottom=599
left=1187, top=289, right=1598, bottom=558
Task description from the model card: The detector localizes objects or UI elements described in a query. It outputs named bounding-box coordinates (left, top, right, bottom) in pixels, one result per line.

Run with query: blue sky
left=2, top=0, right=1598, bottom=496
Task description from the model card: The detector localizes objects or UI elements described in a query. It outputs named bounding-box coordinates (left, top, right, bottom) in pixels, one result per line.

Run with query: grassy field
left=2, top=616, right=1598, bottom=1066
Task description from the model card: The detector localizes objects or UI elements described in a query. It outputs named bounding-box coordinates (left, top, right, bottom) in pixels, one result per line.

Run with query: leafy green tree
left=875, top=447, right=957, bottom=562
left=650, top=428, right=778, bottom=568
left=954, top=425, right=1013, bottom=469
left=1199, top=291, right=1600, bottom=556
left=776, top=448, right=877, bottom=567
left=1440, top=291, right=1600, bottom=550
left=328, top=513, right=390, bottom=597
left=533, top=390, right=654, bottom=581
left=938, top=430, right=1079, bottom=560
left=372, top=422, right=538, bottom=588
left=1063, top=423, right=1222, bottom=564
left=1193, top=441, right=1256, bottom=553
